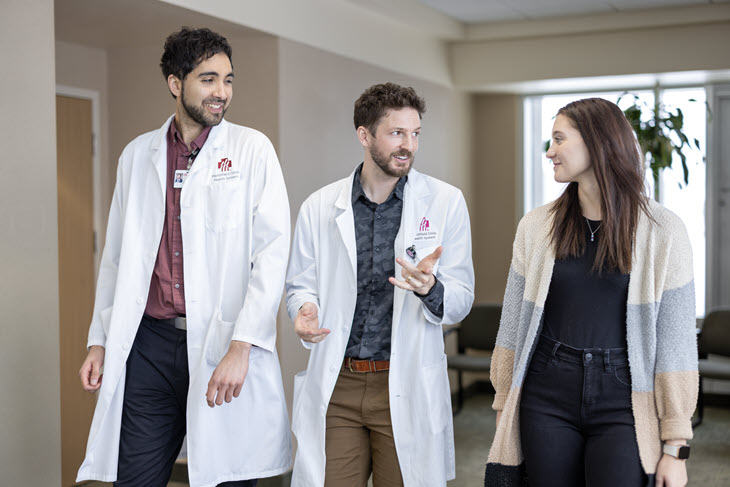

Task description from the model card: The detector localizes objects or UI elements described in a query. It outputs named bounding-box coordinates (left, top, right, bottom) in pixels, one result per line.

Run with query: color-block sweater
left=485, top=200, right=698, bottom=486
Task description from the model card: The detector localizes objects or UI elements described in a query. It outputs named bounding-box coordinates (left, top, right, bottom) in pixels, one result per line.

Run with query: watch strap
left=663, top=444, right=690, bottom=460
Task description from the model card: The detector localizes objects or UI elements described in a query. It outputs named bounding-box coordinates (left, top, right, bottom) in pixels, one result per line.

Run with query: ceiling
left=416, top=0, right=729, bottom=24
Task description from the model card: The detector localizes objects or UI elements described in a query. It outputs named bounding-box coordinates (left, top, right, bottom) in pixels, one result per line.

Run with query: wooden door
left=56, top=94, right=97, bottom=486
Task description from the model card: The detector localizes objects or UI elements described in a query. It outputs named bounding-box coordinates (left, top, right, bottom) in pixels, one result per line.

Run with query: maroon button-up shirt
left=144, top=119, right=212, bottom=319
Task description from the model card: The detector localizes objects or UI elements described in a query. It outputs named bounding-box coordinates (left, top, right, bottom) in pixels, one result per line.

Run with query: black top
left=542, top=218, right=630, bottom=349
left=345, top=166, right=444, bottom=360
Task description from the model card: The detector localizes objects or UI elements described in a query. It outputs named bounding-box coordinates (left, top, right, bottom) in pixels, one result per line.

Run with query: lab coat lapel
left=187, top=119, right=228, bottom=181
left=335, top=171, right=357, bottom=281
left=392, top=169, right=432, bottom=335
left=148, top=115, right=175, bottom=205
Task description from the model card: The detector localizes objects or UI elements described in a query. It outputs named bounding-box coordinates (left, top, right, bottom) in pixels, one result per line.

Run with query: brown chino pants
left=324, top=366, right=404, bottom=487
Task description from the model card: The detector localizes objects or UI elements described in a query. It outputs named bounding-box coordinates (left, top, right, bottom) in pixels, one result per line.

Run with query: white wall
left=0, top=0, right=62, bottom=484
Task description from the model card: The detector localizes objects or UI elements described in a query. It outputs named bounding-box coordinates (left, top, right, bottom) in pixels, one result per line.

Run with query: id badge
left=173, top=169, right=189, bottom=189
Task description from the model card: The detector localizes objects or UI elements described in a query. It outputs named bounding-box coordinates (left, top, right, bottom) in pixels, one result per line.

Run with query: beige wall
left=160, top=0, right=455, bottom=86
left=452, top=21, right=730, bottom=89
left=277, top=38, right=474, bottom=400
left=0, top=0, right=62, bottom=484
left=471, top=94, right=521, bottom=305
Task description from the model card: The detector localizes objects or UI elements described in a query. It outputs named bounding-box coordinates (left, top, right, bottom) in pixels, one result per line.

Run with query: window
left=524, top=88, right=706, bottom=316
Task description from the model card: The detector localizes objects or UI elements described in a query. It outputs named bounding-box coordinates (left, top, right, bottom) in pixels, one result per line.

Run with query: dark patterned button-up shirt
left=345, top=165, right=445, bottom=360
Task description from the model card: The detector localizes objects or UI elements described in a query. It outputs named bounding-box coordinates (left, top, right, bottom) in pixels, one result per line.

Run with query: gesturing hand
left=79, top=345, right=105, bottom=392
left=390, top=246, right=443, bottom=296
left=295, top=302, right=330, bottom=343
left=206, top=340, right=251, bottom=408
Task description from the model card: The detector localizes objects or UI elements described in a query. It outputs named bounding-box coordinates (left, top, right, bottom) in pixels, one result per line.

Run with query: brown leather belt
left=343, top=357, right=390, bottom=373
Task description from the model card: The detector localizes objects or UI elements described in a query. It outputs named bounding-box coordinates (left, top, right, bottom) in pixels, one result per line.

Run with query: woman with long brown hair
left=485, top=98, right=697, bottom=487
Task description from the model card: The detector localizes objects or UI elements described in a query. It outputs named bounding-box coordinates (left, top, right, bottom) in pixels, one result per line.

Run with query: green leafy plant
left=619, top=92, right=701, bottom=201
left=543, top=91, right=705, bottom=201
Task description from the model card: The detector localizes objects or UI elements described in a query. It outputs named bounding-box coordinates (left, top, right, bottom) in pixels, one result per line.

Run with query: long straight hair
left=549, top=98, right=650, bottom=274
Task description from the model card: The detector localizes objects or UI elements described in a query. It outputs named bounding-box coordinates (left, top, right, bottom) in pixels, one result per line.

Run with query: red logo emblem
left=218, top=158, right=233, bottom=172
left=419, top=217, right=430, bottom=232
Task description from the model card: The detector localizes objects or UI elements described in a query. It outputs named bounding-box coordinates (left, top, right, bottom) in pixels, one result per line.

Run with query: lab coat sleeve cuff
left=415, top=277, right=444, bottom=319
left=230, top=334, right=274, bottom=353
left=287, top=295, right=320, bottom=322
left=86, top=337, right=106, bottom=350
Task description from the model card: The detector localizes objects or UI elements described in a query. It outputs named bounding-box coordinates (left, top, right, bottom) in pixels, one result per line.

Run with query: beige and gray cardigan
left=485, top=200, right=698, bottom=486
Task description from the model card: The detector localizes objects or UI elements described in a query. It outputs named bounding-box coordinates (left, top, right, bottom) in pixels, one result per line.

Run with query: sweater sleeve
left=653, top=215, right=698, bottom=441
left=491, top=217, right=527, bottom=411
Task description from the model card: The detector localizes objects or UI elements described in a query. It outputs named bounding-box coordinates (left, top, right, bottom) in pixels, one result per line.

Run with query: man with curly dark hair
left=76, top=27, right=292, bottom=487
left=286, top=83, right=474, bottom=486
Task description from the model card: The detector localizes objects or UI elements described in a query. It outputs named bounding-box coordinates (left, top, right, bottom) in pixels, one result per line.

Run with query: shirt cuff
left=415, top=277, right=444, bottom=319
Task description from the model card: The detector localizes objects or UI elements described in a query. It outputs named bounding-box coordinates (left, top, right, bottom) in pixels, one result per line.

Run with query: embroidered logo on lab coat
left=211, top=157, right=240, bottom=183
left=414, top=217, right=438, bottom=243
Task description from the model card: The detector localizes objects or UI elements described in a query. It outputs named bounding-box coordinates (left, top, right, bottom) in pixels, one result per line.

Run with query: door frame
left=56, top=85, right=102, bottom=277
left=706, top=83, right=730, bottom=310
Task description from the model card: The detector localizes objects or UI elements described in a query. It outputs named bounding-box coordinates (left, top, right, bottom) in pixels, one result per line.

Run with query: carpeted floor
left=84, top=392, right=730, bottom=486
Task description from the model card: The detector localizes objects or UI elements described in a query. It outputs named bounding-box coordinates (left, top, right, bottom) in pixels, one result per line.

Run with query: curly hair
left=354, top=83, right=426, bottom=134
left=160, top=27, right=233, bottom=98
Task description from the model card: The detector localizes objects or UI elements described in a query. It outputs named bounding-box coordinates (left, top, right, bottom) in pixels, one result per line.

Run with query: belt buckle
left=347, top=358, right=368, bottom=373
left=174, top=316, right=187, bottom=330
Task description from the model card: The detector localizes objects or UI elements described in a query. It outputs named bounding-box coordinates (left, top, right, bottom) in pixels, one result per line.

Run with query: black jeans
left=519, top=335, right=646, bottom=487
left=115, top=315, right=257, bottom=487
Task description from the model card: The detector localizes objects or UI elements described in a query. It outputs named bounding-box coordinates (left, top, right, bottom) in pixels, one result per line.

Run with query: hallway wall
left=0, top=0, right=62, bottom=484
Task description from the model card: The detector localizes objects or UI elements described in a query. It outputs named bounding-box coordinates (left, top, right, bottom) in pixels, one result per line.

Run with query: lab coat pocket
left=291, top=370, right=307, bottom=436
left=204, top=183, right=244, bottom=232
left=205, top=315, right=236, bottom=366
left=422, top=354, right=452, bottom=433
left=99, top=305, right=113, bottom=336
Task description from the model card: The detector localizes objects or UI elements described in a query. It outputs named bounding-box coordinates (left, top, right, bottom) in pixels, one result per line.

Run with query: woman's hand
left=655, top=444, right=688, bottom=487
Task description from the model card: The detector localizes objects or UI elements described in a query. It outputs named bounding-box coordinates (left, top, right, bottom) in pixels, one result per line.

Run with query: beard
left=369, top=145, right=414, bottom=178
left=181, top=86, right=227, bottom=127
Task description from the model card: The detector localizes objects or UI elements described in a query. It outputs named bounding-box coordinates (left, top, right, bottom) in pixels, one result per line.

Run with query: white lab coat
left=285, top=167, right=474, bottom=486
left=76, top=116, right=293, bottom=487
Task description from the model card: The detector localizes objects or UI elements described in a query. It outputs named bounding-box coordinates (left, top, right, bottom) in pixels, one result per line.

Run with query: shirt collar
left=351, top=163, right=407, bottom=205
left=169, top=117, right=212, bottom=153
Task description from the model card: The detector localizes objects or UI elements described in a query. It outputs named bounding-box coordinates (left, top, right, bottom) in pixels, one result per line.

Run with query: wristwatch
left=663, top=443, right=690, bottom=460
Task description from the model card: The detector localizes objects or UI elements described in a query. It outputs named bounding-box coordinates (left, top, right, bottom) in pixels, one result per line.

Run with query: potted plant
left=619, top=88, right=703, bottom=201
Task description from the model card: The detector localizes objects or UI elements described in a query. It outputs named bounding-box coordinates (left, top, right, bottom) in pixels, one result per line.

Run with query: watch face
left=678, top=446, right=690, bottom=460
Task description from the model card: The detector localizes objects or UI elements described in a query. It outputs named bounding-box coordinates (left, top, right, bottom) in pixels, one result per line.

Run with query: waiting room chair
left=444, top=304, right=501, bottom=414
left=695, top=308, right=730, bottom=427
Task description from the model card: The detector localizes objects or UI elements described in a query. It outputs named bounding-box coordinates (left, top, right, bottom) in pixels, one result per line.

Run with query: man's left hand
left=390, top=246, right=443, bottom=296
left=206, top=340, right=252, bottom=408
